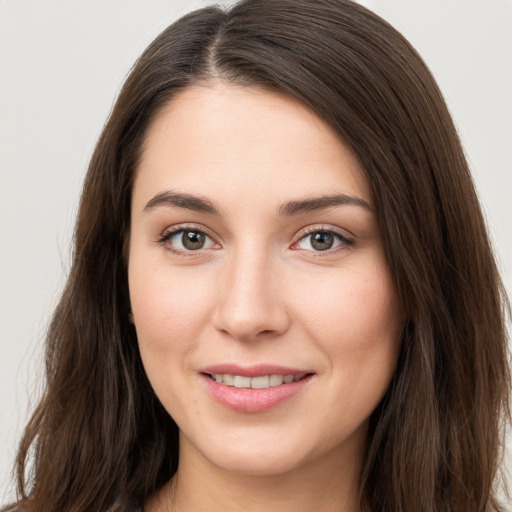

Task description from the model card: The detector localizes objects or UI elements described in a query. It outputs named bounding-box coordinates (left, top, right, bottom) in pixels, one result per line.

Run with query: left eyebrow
left=279, top=194, right=373, bottom=216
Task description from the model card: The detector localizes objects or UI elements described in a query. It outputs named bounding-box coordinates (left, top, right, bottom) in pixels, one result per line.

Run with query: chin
left=210, top=448, right=308, bottom=477
left=181, top=429, right=313, bottom=477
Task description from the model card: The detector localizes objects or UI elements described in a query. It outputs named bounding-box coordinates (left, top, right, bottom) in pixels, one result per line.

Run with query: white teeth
left=233, top=375, right=251, bottom=388
left=211, top=373, right=305, bottom=389
left=222, top=374, right=235, bottom=385
left=269, top=375, right=284, bottom=386
left=251, top=376, right=269, bottom=389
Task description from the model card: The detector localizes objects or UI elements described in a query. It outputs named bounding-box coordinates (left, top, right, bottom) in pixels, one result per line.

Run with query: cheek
left=294, top=261, right=402, bottom=351
left=128, top=256, right=214, bottom=360
left=291, top=256, right=403, bottom=407
left=128, top=262, right=216, bottom=417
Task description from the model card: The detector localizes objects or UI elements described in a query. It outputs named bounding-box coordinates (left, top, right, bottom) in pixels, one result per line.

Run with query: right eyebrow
left=143, top=190, right=221, bottom=215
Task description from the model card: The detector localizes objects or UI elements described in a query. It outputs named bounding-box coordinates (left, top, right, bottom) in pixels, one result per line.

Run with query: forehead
left=134, top=83, right=371, bottom=209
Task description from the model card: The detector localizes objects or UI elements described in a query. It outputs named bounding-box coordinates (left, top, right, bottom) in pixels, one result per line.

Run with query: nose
left=212, top=248, right=291, bottom=342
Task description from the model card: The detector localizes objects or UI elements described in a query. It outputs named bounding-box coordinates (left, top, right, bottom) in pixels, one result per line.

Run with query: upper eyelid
left=160, top=223, right=217, bottom=240
left=158, top=225, right=219, bottom=256
left=296, top=224, right=355, bottom=240
left=296, top=230, right=353, bottom=246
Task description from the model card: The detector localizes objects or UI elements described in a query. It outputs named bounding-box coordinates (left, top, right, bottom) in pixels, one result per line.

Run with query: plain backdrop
left=1, top=0, right=511, bottom=505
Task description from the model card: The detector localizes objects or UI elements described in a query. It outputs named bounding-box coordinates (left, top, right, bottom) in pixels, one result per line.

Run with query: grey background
left=1, top=0, right=510, bottom=505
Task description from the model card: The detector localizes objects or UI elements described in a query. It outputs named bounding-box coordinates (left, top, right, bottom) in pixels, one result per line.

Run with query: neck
left=146, top=432, right=366, bottom=512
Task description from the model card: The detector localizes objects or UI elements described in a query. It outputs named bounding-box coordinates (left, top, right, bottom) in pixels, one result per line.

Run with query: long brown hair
left=10, top=1, right=510, bottom=511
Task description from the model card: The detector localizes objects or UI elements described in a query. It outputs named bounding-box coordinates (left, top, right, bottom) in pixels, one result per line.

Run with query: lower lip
left=202, top=374, right=314, bottom=413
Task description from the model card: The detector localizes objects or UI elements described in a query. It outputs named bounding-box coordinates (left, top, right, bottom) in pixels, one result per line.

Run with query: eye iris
left=182, top=231, right=205, bottom=250
left=311, top=232, right=334, bottom=251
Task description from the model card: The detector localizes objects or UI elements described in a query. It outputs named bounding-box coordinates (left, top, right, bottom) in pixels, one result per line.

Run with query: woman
left=5, top=0, right=510, bottom=511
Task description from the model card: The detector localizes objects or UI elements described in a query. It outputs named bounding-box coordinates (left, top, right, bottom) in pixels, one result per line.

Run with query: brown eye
left=295, top=229, right=352, bottom=253
left=182, top=230, right=206, bottom=250
left=160, top=228, right=218, bottom=253
left=310, top=232, right=334, bottom=251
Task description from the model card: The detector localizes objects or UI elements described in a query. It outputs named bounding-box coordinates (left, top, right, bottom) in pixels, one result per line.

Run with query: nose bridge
left=213, top=240, right=289, bottom=340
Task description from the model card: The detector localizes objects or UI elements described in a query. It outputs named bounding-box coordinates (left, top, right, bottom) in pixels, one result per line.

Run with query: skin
left=128, top=83, right=404, bottom=512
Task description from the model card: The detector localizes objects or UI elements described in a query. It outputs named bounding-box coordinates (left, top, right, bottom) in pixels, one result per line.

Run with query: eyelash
left=157, top=224, right=354, bottom=256
left=292, top=226, right=355, bottom=255
left=157, top=224, right=219, bottom=257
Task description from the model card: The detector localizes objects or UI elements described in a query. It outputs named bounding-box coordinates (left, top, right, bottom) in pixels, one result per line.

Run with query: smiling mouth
left=205, top=373, right=310, bottom=389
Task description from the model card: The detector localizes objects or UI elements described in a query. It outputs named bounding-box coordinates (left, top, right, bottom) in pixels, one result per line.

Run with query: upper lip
left=200, top=364, right=313, bottom=378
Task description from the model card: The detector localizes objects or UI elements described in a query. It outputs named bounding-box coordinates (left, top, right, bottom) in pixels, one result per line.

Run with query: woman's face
left=128, top=84, right=403, bottom=476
